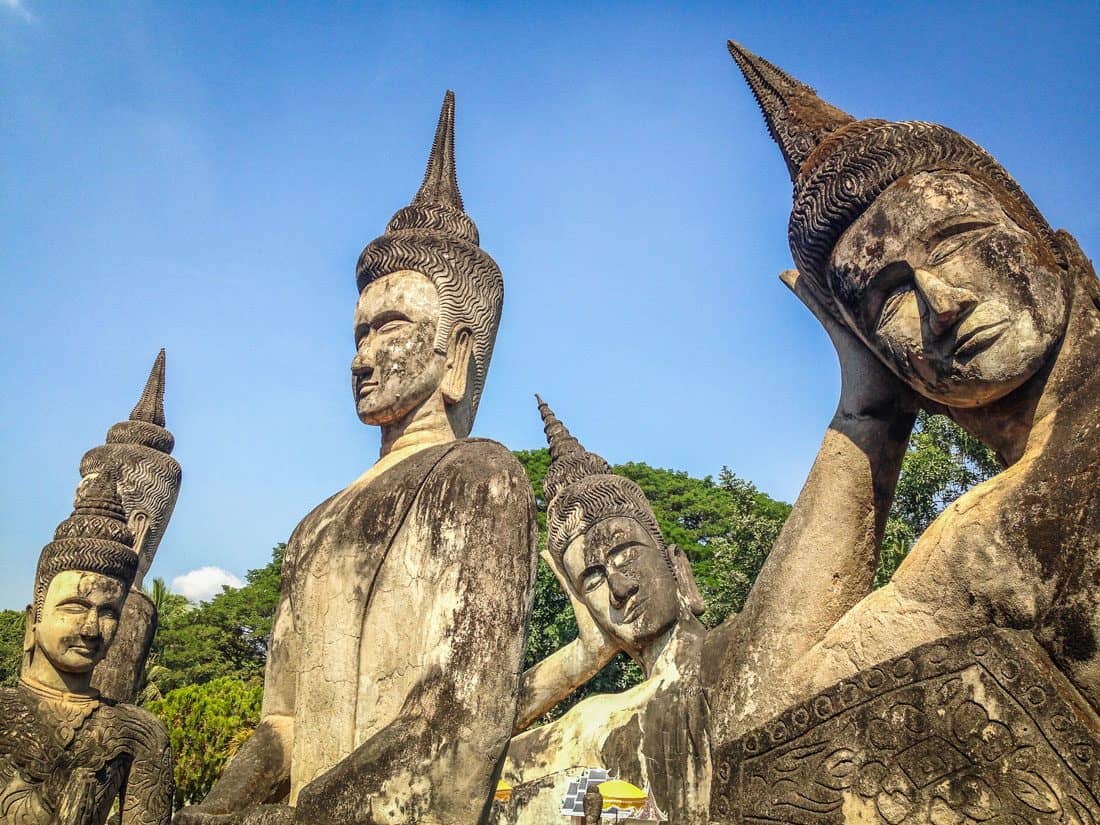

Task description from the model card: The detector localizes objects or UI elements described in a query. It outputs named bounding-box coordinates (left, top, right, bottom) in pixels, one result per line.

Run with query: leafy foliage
left=0, top=609, right=26, bottom=688
left=150, top=546, right=284, bottom=695
left=147, top=676, right=263, bottom=807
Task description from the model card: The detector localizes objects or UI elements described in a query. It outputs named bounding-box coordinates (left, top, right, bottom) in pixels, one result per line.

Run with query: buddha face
left=830, top=171, right=1068, bottom=407
left=562, top=516, right=681, bottom=653
left=352, top=270, right=448, bottom=426
left=35, top=571, right=125, bottom=675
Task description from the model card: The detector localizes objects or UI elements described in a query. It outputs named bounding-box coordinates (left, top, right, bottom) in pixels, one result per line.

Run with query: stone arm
left=705, top=271, right=916, bottom=743
left=173, top=548, right=299, bottom=823
left=513, top=551, right=618, bottom=733
left=121, top=708, right=175, bottom=825
left=292, top=442, right=537, bottom=825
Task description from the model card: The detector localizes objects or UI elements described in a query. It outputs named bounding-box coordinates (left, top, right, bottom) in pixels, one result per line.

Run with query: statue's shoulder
left=102, top=701, right=171, bottom=757
left=0, top=686, right=36, bottom=744
left=433, top=438, right=531, bottom=488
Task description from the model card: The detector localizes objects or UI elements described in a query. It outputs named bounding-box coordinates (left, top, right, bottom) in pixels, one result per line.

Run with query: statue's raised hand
left=779, top=269, right=919, bottom=423
left=544, top=549, right=617, bottom=660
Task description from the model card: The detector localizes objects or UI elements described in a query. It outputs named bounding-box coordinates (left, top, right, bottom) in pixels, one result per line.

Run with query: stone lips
left=709, top=628, right=1100, bottom=823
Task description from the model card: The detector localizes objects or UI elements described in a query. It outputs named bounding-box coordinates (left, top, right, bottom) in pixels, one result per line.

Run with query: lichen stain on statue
left=0, top=467, right=173, bottom=825
left=492, top=399, right=713, bottom=825
left=173, top=91, right=537, bottom=825
left=707, top=38, right=1099, bottom=822
left=81, top=349, right=183, bottom=704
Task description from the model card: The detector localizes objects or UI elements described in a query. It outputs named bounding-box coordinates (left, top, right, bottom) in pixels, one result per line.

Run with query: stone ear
left=130, top=509, right=150, bottom=558
left=442, top=326, right=473, bottom=405
left=668, top=544, right=706, bottom=616
left=22, top=604, right=35, bottom=676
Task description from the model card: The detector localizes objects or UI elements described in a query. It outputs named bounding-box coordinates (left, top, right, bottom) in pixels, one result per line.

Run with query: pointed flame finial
left=727, top=40, right=854, bottom=181
left=130, top=349, right=166, bottom=428
left=412, top=90, right=463, bottom=211
left=535, top=395, right=611, bottom=502
left=535, top=394, right=584, bottom=461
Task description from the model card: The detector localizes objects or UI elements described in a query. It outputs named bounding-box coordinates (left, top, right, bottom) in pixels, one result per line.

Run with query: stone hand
left=544, top=549, right=617, bottom=660
left=779, top=269, right=918, bottom=423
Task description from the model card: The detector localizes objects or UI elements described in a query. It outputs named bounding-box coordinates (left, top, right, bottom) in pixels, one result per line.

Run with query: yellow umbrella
left=597, top=779, right=647, bottom=809
left=494, top=779, right=512, bottom=803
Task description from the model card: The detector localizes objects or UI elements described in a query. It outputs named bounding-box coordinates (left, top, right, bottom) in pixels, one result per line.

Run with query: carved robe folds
left=265, top=438, right=536, bottom=822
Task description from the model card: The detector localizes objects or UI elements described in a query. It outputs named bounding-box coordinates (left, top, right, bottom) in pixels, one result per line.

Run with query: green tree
left=0, top=609, right=26, bottom=688
left=152, top=545, right=284, bottom=694
left=147, top=676, right=263, bottom=807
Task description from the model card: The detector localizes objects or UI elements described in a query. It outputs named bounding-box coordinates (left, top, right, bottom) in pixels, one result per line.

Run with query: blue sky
left=1, top=1, right=1096, bottom=606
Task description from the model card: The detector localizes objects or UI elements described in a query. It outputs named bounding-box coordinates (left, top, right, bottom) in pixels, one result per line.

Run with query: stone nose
left=607, top=568, right=638, bottom=610
left=80, top=609, right=100, bottom=637
left=351, top=341, right=375, bottom=377
left=914, top=268, right=979, bottom=336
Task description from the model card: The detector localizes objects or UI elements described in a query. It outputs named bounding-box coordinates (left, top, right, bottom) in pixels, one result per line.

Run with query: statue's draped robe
left=499, top=644, right=711, bottom=825
left=0, top=681, right=172, bottom=825
left=262, top=438, right=536, bottom=822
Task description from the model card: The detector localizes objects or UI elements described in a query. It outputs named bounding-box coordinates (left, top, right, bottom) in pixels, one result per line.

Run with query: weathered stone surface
left=85, top=350, right=182, bottom=703
left=710, top=40, right=1100, bottom=753
left=710, top=628, right=1100, bottom=824
left=496, top=400, right=711, bottom=824
left=174, top=91, right=536, bottom=825
left=0, top=469, right=173, bottom=824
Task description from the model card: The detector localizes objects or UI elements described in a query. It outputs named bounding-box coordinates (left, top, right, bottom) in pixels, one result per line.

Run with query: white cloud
left=172, top=566, right=243, bottom=602
left=1, top=0, right=37, bottom=23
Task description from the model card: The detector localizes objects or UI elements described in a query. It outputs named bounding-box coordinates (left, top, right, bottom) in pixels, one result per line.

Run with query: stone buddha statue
left=496, top=398, right=712, bottom=824
left=716, top=38, right=1099, bottom=721
left=174, top=92, right=537, bottom=825
left=0, top=467, right=173, bottom=825
left=702, top=41, right=1098, bottom=823
left=80, top=350, right=183, bottom=703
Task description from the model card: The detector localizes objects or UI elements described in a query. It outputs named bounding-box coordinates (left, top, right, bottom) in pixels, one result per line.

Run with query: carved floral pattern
left=710, top=629, right=1100, bottom=824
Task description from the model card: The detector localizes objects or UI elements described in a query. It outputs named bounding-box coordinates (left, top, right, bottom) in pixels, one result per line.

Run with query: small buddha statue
left=498, top=398, right=711, bottom=824
left=0, top=467, right=173, bottom=825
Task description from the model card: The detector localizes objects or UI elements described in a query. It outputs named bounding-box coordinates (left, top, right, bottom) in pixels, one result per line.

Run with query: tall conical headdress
left=726, top=41, right=854, bottom=182
left=727, top=40, right=1063, bottom=312
left=80, top=351, right=182, bottom=586
left=357, top=92, right=504, bottom=426
left=33, top=467, right=137, bottom=621
left=537, top=394, right=611, bottom=502
left=412, top=90, right=463, bottom=212
left=103, top=349, right=175, bottom=455
left=537, top=396, right=663, bottom=560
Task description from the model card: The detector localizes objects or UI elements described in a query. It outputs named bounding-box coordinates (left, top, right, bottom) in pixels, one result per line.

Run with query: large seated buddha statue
left=175, top=92, right=537, bottom=825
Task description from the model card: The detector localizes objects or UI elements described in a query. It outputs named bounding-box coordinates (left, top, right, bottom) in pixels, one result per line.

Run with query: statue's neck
left=951, top=279, right=1099, bottom=466
left=639, top=610, right=706, bottom=679
left=378, top=391, right=456, bottom=460
left=20, top=667, right=98, bottom=702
